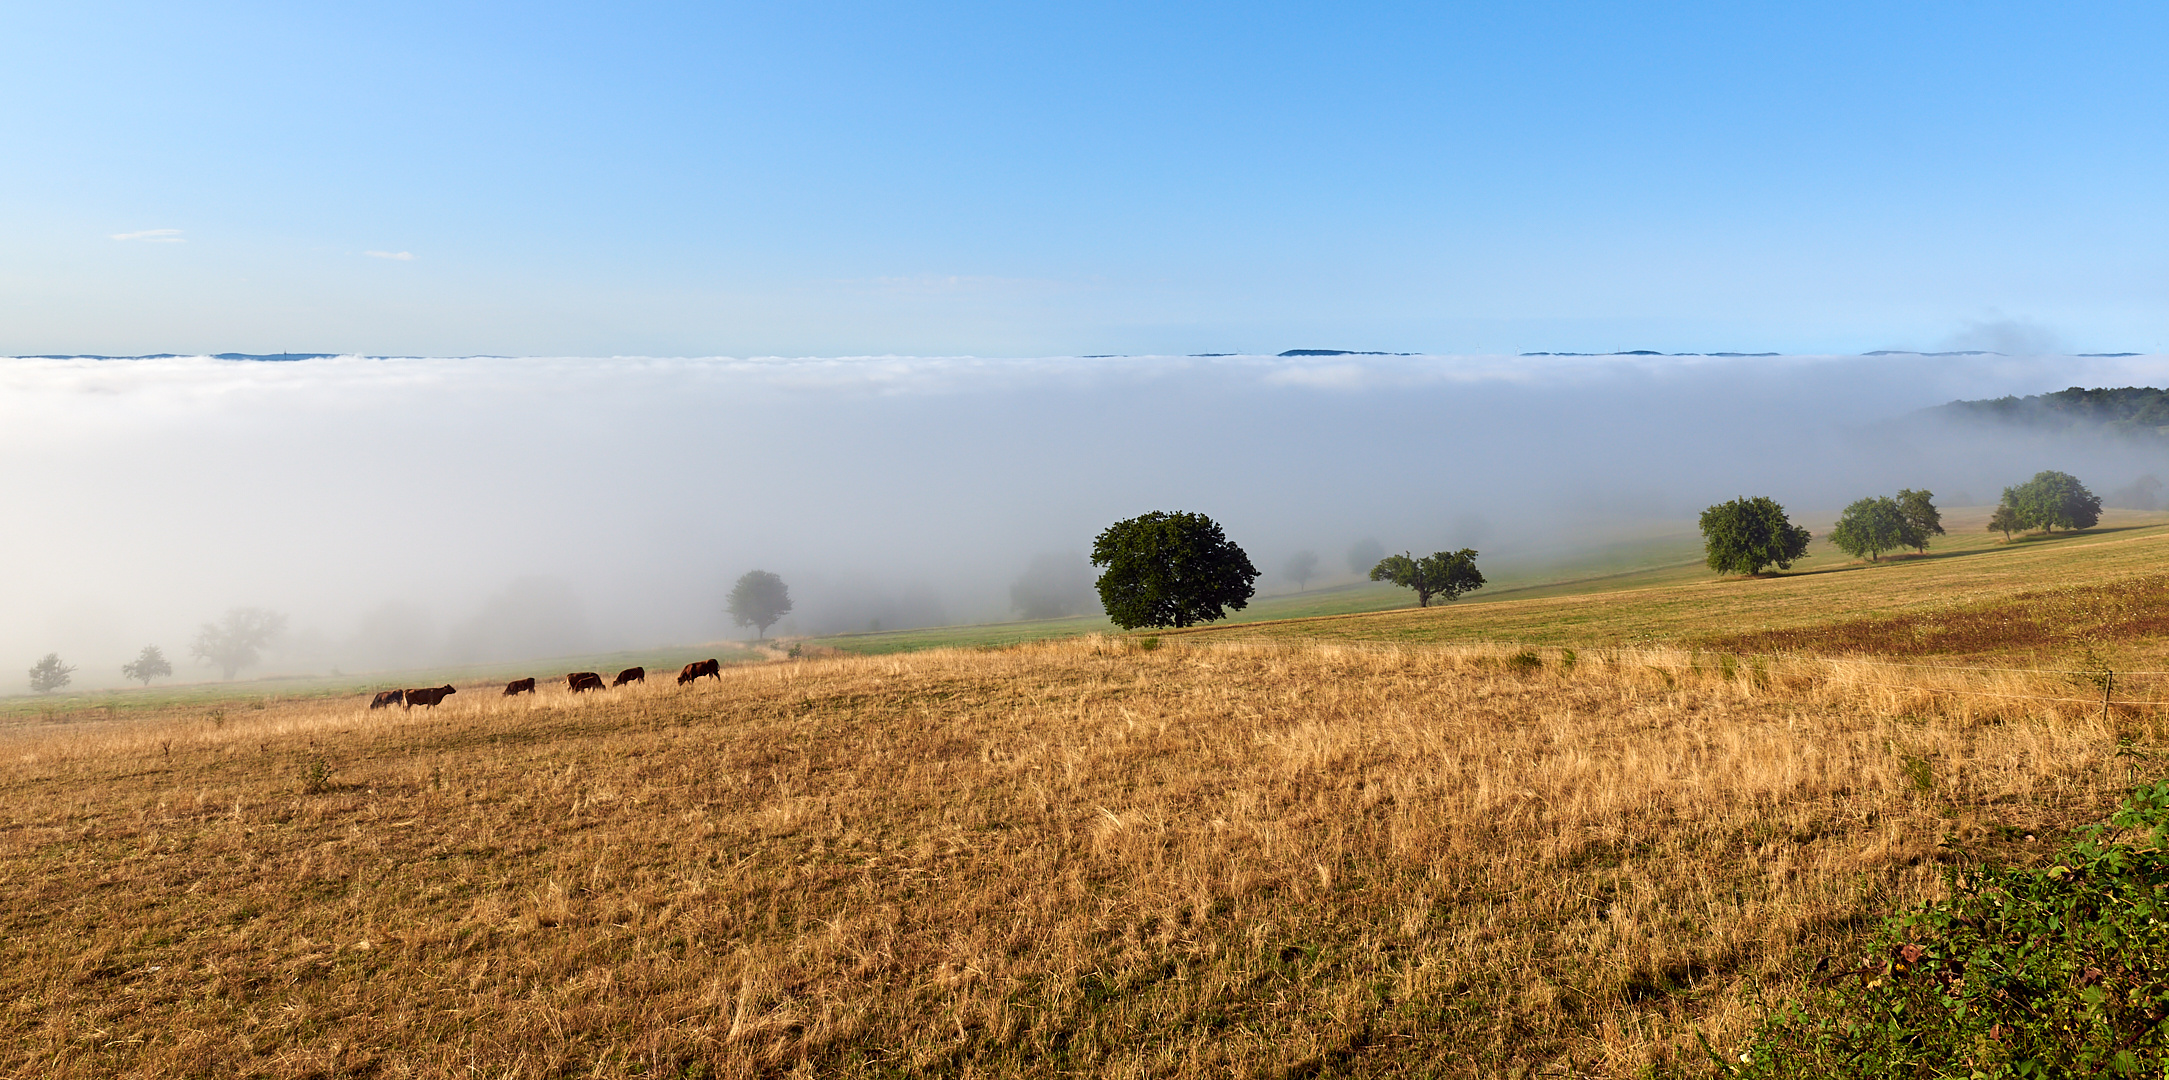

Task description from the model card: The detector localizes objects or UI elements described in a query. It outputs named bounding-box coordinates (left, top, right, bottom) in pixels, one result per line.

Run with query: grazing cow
left=504, top=677, right=536, bottom=696
left=402, top=684, right=457, bottom=709
left=567, top=671, right=605, bottom=693
left=612, top=666, right=645, bottom=687
left=677, top=658, right=721, bottom=685
left=368, top=689, right=404, bottom=709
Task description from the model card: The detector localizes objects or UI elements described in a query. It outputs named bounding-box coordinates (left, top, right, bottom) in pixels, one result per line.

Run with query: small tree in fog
left=1369, top=549, right=1484, bottom=607
left=1091, top=511, right=1260, bottom=629
left=728, top=570, right=793, bottom=639
left=189, top=607, right=288, bottom=680
left=1896, top=488, right=1945, bottom=553
left=27, top=653, right=74, bottom=694
left=1284, top=550, right=1319, bottom=591
left=121, top=645, right=172, bottom=686
left=1345, top=538, right=1384, bottom=576
left=1699, top=497, right=1812, bottom=576
left=1010, top=554, right=1097, bottom=620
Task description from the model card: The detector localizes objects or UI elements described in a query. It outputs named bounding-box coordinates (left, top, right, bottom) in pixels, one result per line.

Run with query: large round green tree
left=2000, top=470, right=2102, bottom=533
left=1699, top=496, right=1813, bottom=576
left=1091, top=511, right=1260, bottom=630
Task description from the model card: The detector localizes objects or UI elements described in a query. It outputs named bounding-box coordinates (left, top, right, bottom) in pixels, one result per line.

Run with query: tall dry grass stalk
left=0, top=638, right=2144, bottom=1077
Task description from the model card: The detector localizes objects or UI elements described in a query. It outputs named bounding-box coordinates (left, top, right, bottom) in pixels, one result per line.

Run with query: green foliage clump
left=27, top=653, right=74, bottom=694
left=1830, top=496, right=1911, bottom=562
left=1368, top=549, right=1484, bottom=607
left=1989, top=503, right=2025, bottom=541
left=727, top=570, right=793, bottom=639
left=1831, top=490, right=1944, bottom=562
left=1730, top=779, right=2169, bottom=1077
left=1091, top=511, right=1259, bottom=630
left=1896, top=488, right=1945, bottom=553
left=1700, top=497, right=1813, bottom=576
left=1998, top=470, right=2103, bottom=535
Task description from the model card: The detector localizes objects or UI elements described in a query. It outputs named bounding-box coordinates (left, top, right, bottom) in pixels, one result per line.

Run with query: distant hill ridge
left=1933, top=385, right=2169, bottom=438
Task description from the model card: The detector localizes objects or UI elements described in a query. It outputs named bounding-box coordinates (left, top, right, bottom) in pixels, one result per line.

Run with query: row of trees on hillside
left=1701, top=470, right=2108, bottom=578
left=22, top=610, right=287, bottom=694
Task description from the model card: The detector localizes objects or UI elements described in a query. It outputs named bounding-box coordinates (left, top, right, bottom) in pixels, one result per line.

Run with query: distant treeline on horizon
left=1933, top=386, right=2169, bottom=440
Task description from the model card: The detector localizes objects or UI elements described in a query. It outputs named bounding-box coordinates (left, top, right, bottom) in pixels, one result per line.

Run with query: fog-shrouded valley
left=6, top=349, right=2167, bottom=690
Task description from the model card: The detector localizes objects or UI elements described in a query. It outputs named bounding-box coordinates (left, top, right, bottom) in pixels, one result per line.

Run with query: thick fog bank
left=4, top=351, right=2165, bottom=689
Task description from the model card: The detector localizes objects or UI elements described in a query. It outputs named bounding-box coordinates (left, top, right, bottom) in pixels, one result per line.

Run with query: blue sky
left=3, top=1, right=2164, bottom=356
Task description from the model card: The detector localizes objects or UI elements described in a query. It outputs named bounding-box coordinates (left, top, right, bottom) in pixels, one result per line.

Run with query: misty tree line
left=1699, top=469, right=2110, bottom=576
left=26, top=470, right=2121, bottom=690
left=23, top=607, right=288, bottom=694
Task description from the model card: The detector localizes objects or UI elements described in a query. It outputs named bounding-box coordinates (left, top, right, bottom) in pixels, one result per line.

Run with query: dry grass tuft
left=0, top=638, right=2144, bottom=1077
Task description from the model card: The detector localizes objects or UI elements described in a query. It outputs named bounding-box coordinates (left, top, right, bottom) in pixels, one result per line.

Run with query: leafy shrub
left=1727, top=779, right=2169, bottom=1077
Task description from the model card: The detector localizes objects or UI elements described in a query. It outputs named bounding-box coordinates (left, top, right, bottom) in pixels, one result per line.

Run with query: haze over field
left=5, top=349, right=2168, bottom=686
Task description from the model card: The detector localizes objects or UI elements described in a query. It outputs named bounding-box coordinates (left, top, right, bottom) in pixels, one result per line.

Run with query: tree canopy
left=1999, top=470, right=2102, bottom=533
left=1369, top=549, right=1484, bottom=607
left=727, top=570, right=793, bottom=639
left=27, top=653, right=74, bottom=694
left=121, top=645, right=172, bottom=686
left=1895, top=488, right=1944, bottom=553
left=190, top=608, right=288, bottom=680
left=1830, top=497, right=1910, bottom=562
left=1699, top=497, right=1813, bottom=576
left=1091, top=511, right=1260, bottom=630
left=1988, top=504, right=2023, bottom=541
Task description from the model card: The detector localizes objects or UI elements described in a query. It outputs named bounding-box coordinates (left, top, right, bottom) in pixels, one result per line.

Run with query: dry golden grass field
left=0, top=631, right=2154, bottom=1077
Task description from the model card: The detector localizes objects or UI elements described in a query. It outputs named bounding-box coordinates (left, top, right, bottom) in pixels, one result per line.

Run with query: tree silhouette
left=28, top=653, right=75, bottom=694
left=1283, top=550, right=1319, bottom=591
left=728, top=571, right=793, bottom=639
left=121, top=645, right=172, bottom=686
left=190, top=608, right=288, bottom=680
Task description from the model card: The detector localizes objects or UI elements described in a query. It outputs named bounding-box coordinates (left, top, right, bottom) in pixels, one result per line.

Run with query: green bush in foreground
left=1727, top=780, right=2169, bottom=1077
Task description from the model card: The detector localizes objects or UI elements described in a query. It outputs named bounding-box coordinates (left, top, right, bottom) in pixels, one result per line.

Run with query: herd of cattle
left=367, top=657, right=723, bottom=709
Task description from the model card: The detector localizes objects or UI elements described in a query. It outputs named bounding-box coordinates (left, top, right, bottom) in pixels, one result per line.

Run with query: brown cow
left=677, top=658, right=721, bottom=684
left=612, top=666, right=645, bottom=687
left=402, top=684, right=457, bottom=709
left=368, top=689, right=404, bottom=709
left=567, top=671, right=605, bottom=693
left=504, top=677, right=535, bottom=696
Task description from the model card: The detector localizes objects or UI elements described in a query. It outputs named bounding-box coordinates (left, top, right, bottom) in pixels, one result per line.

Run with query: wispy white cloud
left=110, top=228, right=183, bottom=243
left=365, top=250, right=415, bottom=261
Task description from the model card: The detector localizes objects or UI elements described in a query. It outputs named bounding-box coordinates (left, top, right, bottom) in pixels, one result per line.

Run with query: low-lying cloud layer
left=4, top=351, right=2165, bottom=688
